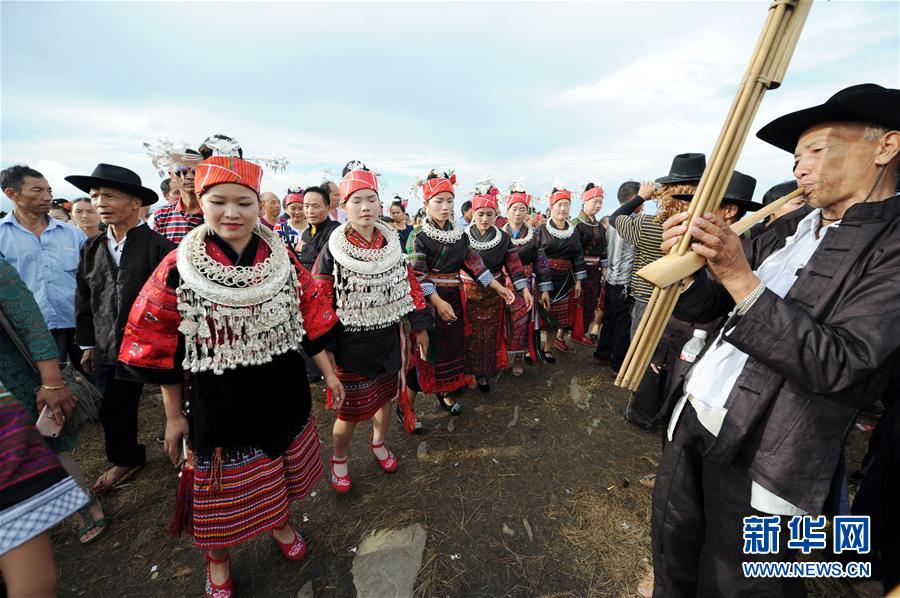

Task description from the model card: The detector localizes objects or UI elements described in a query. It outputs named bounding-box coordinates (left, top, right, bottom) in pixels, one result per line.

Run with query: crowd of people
left=0, top=83, right=898, bottom=598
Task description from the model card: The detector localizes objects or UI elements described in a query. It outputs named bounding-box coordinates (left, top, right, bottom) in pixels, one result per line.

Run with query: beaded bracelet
left=736, top=279, right=767, bottom=316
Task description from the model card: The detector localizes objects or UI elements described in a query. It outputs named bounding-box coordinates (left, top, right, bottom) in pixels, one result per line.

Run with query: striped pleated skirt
left=191, top=417, right=322, bottom=549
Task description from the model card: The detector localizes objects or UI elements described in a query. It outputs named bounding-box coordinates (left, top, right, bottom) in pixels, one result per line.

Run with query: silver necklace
left=504, top=223, right=534, bottom=246
left=422, top=217, right=464, bottom=244
left=545, top=220, right=576, bottom=240
left=466, top=224, right=503, bottom=251
left=329, top=221, right=404, bottom=275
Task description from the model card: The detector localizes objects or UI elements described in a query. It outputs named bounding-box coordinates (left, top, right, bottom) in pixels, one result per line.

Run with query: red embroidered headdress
left=582, top=183, right=604, bottom=202
left=422, top=169, right=456, bottom=201
left=549, top=188, right=572, bottom=207
left=471, top=185, right=500, bottom=211
left=195, top=156, right=263, bottom=196
left=339, top=161, right=379, bottom=202
left=284, top=192, right=304, bottom=206
left=507, top=192, right=530, bottom=208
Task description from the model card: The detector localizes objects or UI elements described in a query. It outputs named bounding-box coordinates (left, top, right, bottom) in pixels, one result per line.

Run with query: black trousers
left=594, top=282, right=632, bottom=370
left=95, top=362, right=146, bottom=467
left=652, top=402, right=806, bottom=597
left=50, top=327, right=83, bottom=368
left=852, top=399, right=900, bottom=592
left=625, top=368, right=668, bottom=431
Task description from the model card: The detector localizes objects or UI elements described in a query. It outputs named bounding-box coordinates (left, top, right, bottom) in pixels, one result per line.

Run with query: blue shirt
left=0, top=212, right=87, bottom=329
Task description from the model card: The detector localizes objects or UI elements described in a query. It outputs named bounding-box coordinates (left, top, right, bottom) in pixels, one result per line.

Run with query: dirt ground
left=53, top=343, right=873, bottom=597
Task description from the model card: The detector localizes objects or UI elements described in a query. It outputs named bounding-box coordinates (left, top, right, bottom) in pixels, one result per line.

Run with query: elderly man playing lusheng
left=651, top=83, right=900, bottom=596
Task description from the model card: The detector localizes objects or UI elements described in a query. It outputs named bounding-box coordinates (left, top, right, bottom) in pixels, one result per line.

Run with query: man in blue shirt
left=458, top=199, right=473, bottom=229
left=1, top=165, right=87, bottom=364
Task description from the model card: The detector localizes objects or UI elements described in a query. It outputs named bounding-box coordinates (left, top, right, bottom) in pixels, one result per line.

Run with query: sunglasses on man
left=174, top=166, right=195, bottom=177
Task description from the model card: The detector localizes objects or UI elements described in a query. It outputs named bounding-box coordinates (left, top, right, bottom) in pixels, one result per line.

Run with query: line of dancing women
left=118, top=156, right=606, bottom=598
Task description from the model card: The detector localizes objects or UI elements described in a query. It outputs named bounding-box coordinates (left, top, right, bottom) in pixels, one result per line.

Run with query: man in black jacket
left=68, top=164, right=176, bottom=493
left=650, top=84, right=900, bottom=596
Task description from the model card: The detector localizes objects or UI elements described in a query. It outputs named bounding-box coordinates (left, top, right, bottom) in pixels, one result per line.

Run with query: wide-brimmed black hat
left=757, top=83, right=900, bottom=153
left=66, top=164, right=158, bottom=206
left=673, top=170, right=762, bottom=213
left=655, top=153, right=706, bottom=185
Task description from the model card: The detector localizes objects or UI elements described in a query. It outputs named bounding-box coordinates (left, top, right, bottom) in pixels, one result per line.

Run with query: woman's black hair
left=551, top=187, right=560, bottom=194
left=390, top=197, right=404, bottom=210
left=584, top=182, right=596, bottom=192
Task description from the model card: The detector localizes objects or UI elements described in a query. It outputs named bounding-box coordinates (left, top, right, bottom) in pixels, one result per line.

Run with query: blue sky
left=2, top=1, right=898, bottom=216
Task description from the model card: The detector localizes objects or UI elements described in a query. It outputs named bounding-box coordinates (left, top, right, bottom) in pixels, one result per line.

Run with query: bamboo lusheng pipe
left=614, top=0, right=812, bottom=391
left=635, top=188, right=806, bottom=289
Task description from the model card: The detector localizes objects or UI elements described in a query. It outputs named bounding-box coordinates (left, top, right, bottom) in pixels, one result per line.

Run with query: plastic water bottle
left=679, top=329, right=708, bottom=363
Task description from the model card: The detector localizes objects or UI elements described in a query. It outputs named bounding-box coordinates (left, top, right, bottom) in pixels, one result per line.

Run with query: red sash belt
left=547, top=258, right=572, bottom=270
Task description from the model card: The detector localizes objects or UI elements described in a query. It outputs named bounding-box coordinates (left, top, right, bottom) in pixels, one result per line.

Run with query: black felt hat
left=66, top=164, right=158, bottom=206
left=655, top=153, right=706, bottom=185
left=757, top=83, right=900, bottom=153
left=673, top=170, right=762, bottom=212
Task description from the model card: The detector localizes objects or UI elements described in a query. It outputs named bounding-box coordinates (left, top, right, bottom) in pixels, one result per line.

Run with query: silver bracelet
left=735, top=279, right=766, bottom=316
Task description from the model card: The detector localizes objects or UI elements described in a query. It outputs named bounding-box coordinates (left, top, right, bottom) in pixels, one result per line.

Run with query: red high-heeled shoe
left=204, top=552, right=233, bottom=598
left=330, top=456, right=351, bottom=493
left=272, top=525, right=308, bottom=561
left=371, top=439, right=398, bottom=473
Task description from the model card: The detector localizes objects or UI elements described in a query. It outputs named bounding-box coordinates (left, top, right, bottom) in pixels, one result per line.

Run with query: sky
left=1, top=0, right=898, bottom=217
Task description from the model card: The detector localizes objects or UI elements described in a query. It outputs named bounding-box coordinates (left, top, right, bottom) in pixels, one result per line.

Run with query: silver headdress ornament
left=508, top=178, right=527, bottom=193
left=473, top=176, right=495, bottom=196
left=424, top=168, right=455, bottom=182
left=203, top=135, right=242, bottom=158
left=143, top=138, right=202, bottom=177
left=202, top=135, right=289, bottom=172
left=552, top=177, right=568, bottom=191
left=346, top=160, right=367, bottom=172
left=247, top=155, right=289, bottom=173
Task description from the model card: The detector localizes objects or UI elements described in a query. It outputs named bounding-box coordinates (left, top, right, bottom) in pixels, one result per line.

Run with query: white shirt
left=667, top=208, right=840, bottom=515
left=106, top=222, right=144, bottom=267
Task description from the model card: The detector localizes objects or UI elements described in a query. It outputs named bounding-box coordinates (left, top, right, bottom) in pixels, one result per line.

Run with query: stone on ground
left=296, top=580, right=314, bottom=598
left=351, top=523, right=427, bottom=598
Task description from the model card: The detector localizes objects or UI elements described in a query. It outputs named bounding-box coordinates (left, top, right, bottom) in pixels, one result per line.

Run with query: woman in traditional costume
left=463, top=184, right=532, bottom=390
left=313, top=162, right=431, bottom=492
left=571, top=182, right=607, bottom=346
left=388, top=197, right=414, bottom=249
left=119, top=156, right=344, bottom=598
left=501, top=185, right=551, bottom=375
left=275, top=189, right=308, bottom=252
left=536, top=186, right=586, bottom=362
left=406, top=169, right=514, bottom=420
